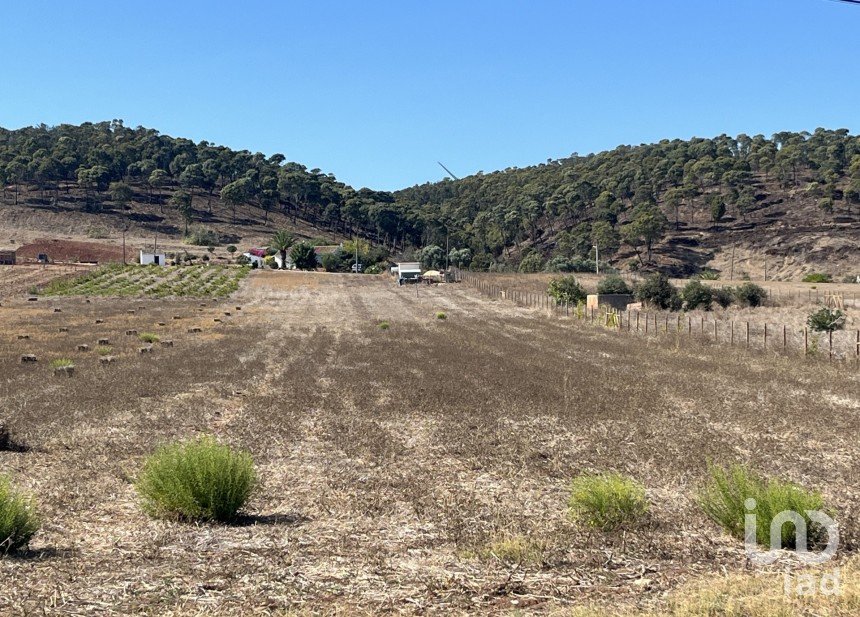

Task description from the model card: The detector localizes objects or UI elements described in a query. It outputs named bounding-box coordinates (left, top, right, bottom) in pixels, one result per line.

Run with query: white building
left=139, top=249, right=167, bottom=266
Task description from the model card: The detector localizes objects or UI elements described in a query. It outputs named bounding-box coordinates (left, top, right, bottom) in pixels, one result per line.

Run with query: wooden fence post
left=764, top=323, right=768, bottom=350
left=730, top=320, right=734, bottom=346
left=783, top=325, right=787, bottom=353
left=636, top=311, right=640, bottom=332
left=829, top=330, right=833, bottom=362
left=645, top=313, right=648, bottom=334
left=804, top=327, right=808, bottom=355
left=746, top=322, right=750, bottom=348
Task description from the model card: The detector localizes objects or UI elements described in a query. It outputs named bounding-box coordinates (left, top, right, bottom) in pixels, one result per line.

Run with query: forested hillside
left=1, top=122, right=859, bottom=277
left=397, top=129, right=860, bottom=277
left=0, top=121, right=411, bottom=249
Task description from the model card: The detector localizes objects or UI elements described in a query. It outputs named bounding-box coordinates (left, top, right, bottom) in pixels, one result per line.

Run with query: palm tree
left=270, top=230, right=296, bottom=269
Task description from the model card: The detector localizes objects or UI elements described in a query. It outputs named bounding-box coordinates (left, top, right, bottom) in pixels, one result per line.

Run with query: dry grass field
left=1, top=270, right=859, bottom=615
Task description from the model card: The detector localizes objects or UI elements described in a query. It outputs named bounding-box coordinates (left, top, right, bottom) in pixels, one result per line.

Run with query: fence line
left=452, top=268, right=860, bottom=368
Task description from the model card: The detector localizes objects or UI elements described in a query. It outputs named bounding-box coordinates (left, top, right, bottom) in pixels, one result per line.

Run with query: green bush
left=548, top=275, right=587, bottom=305
left=802, top=273, right=832, bottom=284
left=681, top=280, right=713, bottom=311
left=96, top=346, right=113, bottom=356
left=596, top=275, right=631, bottom=295
left=568, top=472, right=648, bottom=531
left=734, top=282, right=767, bottom=307
left=378, top=321, right=390, bottom=330
left=49, top=358, right=75, bottom=369
left=697, top=464, right=827, bottom=548
left=807, top=307, right=846, bottom=332
left=364, top=264, right=382, bottom=274
left=697, top=269, right=720, bottom=280
left=139, top=333, right=160, bottom=343
left=290, top=242, right=318, bottom=270
left=135, top=436, right=257, bottom=523
left=0, top=475, right=40, bottom=553
left=518, top=252, right=544, bottom=273
left=712, top=287, right=734, bottom=309
left=436, top=311, right=447, bottom=320
left=635, top=273, right=680, bottom=310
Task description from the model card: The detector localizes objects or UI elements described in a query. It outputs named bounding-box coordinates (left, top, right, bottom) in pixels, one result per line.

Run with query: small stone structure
left=586, top=294, right=635, bottom=312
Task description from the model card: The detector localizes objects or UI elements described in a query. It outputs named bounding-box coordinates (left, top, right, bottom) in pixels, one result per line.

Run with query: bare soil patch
left=0, top=272, right=857, bottom=614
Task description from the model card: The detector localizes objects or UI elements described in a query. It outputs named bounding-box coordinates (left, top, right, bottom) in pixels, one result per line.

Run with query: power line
left=826, top=0, right=860, bottom=4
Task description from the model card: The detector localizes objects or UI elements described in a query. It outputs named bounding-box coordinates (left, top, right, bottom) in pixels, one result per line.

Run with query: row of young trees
left=2, top=123, right=859, bottom=270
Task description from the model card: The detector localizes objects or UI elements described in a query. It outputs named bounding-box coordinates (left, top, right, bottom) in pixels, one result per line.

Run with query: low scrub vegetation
left=435, top=311, right=447, bottom=320
left=807, top=307, right=846, bottom=332
left=548, top=275, right=587, bottom=304
left=802, top=273, right=833, bottom=283
left=49, top=358, right=75, bottom=369
left=138, top=333, right=160, bottom=344
left=378, top=321, right=390, bottom=330
left=135, top=436, right=257, bottom=523
left=635, top=273, right=681, bottom=310
left=0, top=475, right=40, bottom=554
left=465, top=533, right=546, bottom=566
left=697, top=464, right=828, bottom=548
left=568, top=472, right=649, bottom=531
left=733, top=282, right=767, bottom=307
left=596, top=275, right=631, bottom=295
left=681, top=280, right=713, bottom=310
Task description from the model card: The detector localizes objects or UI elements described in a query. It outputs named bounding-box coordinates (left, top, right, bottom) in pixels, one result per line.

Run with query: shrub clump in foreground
left=436, top=311, right=447, bottom=320
left=697, top=464, right=828, bottom=548
left=568, top=472, right=649, bottom=531
left=135, top=436, right=257, bottom=523
left=0, top=475, right=40, bottom=554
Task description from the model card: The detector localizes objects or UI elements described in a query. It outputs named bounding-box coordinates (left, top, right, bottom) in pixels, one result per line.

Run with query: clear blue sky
left=2, top=1, right=858, bottom=191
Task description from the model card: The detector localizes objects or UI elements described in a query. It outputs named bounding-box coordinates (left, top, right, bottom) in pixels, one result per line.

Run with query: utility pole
left=446, top=232, right=449, bottom=272
left=593, top=245, right=599, bottom=275
left=730, top=244, right=735, bottom=281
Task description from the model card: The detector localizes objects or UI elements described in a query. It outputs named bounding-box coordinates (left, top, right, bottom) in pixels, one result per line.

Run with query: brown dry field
left=1, top=271, right=860, bottom=615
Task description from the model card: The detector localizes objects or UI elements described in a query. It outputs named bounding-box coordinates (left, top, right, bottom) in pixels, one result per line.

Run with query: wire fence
left=452, top=268, right=860, bottom=367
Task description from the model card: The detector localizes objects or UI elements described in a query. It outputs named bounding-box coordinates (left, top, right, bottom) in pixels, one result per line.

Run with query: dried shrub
left=568, top=472, right=648, bottom=531
left=0, top=425, right=28, bottom=453
left=135, top=436, right=256, bottom=523
left=0, top=475, right=40, bottom=554
left=465, top=533, right=546, bottom=566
